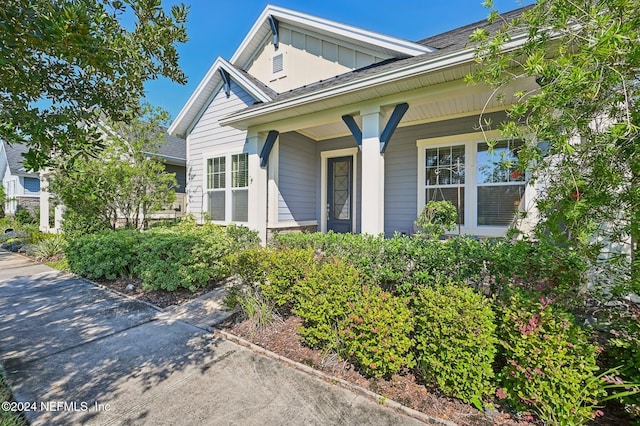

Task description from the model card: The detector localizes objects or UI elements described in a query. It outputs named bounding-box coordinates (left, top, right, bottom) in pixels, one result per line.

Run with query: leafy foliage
left=259, top=247, right=317, bottom=309
left=24, top=234, right=67, bottom=260
left=415, top=200, right=458, bottom=239
left=413, top=282, right=497, bottom=404
left=0, top=0, right=188, bottom=170
left=496, top=290, right=604, bottom=425
left=65, top=229, right=140, bottom=280
left=51, top=104, right=178, bottom=233
left=292, top=259, right=363, bottom=349
left=469, top=0, right=640, bottom=289
left=339, top=285, right=415, bottom=378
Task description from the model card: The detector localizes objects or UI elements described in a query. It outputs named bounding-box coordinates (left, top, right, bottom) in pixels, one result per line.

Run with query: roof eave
left=219, top=33, right=529, bottom=129
left=168, top=57, right=273, bottom=138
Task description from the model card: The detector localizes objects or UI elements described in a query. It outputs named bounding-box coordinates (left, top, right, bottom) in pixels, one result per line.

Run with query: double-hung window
left=476, top=140, right=525, bottom=226
left=205, top=152, right=248, bottom=223
left=418, top=132, right=527, bottom=236
left=424, top=145, right=465, bottom=224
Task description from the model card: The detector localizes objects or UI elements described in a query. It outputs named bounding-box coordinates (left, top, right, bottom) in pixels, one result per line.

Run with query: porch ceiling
left=291, top=75, right=539, bottom=141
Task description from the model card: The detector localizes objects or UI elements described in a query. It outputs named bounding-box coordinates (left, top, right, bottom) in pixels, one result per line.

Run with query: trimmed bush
left=136, top=222, right=257, bottom=291
left=292, top=259, right=363, bottom=349
left=65, top=229, right=140, bottom=280
left=496, top=290, right=604, bottom=425
left=413, top=282, right=497, bottom=404
left=339, top=285, right=415, bottom=378
left=259, top=247, right=317, bottom=309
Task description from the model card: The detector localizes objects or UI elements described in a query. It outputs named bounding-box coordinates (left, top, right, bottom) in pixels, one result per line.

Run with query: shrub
left=413, top=282, right=497, bottom=404
left=24, top=234, right=67, bottom=260
left=292, top=259, right=363, bottom=349
left=135, top=221, right=258, bottom=291
left=61, top=208, right=110, bottom=239
left=339, top=285, right=415, bottom=378
left=228, top=246, right=269, bottom=286
left=65, top=229, right=140, bottom=280
left=14, top=207, right=36, bottom=225
left=496, top=290, right=604, bottom=425
left=259, top=247, right=316, bottom=309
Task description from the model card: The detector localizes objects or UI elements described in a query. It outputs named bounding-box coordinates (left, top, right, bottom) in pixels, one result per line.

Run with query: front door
left=327, top=156, right=353, bottom=233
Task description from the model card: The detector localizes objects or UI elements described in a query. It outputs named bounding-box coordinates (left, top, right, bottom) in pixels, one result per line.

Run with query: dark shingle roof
left=2, top=141, right=36, bottom=176
left=155, top=130, right=186, bottom=162
left=225, top=6, right=530, bottom=118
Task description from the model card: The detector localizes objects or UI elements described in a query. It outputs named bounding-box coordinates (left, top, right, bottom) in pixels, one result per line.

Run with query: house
left=0, top=141, right=41, bottom=217
left=168, top=5, right=538, bottom=243
left=39, top=128, right=188, bottom=232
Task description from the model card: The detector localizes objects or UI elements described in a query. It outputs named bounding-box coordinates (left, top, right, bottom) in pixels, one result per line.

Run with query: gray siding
left=383, top=112, right=508, bottom=235
left=187, top=82, right=254, bottom=217
left=278, top=132, right=317, bottom=222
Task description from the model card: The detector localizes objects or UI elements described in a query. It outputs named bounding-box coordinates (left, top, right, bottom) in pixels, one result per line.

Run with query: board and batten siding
left=187, top=81, right=256, bottom=218
left=383, top=112, right=508, bottom=235
left=277, top=132, right=317, bottom=223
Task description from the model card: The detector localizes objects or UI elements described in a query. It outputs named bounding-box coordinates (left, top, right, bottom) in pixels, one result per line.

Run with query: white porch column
left=39, top=171, right=50, bottom=233
left=247, top=132, right=268, bottom=245
left=360, top=106, right=385, bottom=235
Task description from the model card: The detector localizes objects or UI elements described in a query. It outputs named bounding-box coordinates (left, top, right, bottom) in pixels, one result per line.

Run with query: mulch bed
left=222, top=315, right=537, bottom=426
left=94, top=277, right=223, bottom=309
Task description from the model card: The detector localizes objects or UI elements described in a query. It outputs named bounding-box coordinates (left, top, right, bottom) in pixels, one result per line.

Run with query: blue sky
left=145, top=0, right=534, bottom=120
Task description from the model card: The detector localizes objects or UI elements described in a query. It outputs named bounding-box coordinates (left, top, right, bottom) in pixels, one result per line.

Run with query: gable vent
left=272, top=53, right=284, bottom=73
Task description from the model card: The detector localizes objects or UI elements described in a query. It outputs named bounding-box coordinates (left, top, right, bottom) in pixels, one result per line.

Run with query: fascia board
left=220, top=33, right=529, bottom=127
left=168, top=57, right=272, bottom=137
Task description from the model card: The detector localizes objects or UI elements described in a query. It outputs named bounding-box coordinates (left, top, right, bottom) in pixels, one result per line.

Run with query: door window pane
left=332, top=160, right=350, bottom=220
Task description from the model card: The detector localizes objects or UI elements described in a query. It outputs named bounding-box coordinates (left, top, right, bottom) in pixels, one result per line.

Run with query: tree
left=468, top=0, right=640, bottom=290
left=0, top=0, right=188, bottom=170
left=50, top=104, right=177, bottom=234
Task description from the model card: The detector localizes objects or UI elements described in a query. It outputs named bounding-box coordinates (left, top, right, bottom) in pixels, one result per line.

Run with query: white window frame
left=202, top=148, right=249, bottom=225
left=417, top=130, right=526, bottom=237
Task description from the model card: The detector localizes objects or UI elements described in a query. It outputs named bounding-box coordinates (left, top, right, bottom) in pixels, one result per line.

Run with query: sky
left=144, top=0, right=535, bottom=121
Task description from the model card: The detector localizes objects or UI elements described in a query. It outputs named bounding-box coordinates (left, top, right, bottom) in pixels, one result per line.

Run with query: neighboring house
left=0, top=141, right=41, bottom=216
left=168, top=5, right=538, bottom=243
left=39, top=129, right=187, bottom=232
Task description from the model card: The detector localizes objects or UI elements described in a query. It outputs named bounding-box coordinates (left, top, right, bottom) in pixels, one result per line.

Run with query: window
left=476, top=140, right=525, bottom=226
left=424, top=145, right=465, bottom=224
left=23, top=177, right=40, bottom=193
left=205, top=153, right=248, bottom=223
left=418, top=133, right=527, bottom=235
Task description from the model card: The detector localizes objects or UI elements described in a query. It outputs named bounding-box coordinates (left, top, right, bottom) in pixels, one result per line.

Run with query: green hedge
left=65, top=220, right=258, bottom=290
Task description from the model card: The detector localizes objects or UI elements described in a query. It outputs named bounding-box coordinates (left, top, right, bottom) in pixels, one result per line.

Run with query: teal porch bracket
left=341, top=115, right=362, bottom=148
left=259, top=130, right=279, bottom=168
left=219, top=69, right=231, bottom=98
left=268, top=16, right=279, bottom=49
left=380, top=103, right=409, bottom=153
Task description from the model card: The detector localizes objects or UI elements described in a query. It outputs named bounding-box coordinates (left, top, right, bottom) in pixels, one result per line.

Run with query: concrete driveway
left=0, top=250, right=432, bottom=425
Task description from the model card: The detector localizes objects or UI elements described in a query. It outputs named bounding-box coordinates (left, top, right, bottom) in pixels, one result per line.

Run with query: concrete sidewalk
left=0, top=250, right=432, bottom=425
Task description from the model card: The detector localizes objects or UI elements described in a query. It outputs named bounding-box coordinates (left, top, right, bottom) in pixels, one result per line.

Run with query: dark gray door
left=327, top=156, right=353, bottom=233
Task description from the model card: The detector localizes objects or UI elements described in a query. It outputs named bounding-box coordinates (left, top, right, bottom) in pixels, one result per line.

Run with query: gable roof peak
left=230, top=4, right=436, bottom=70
